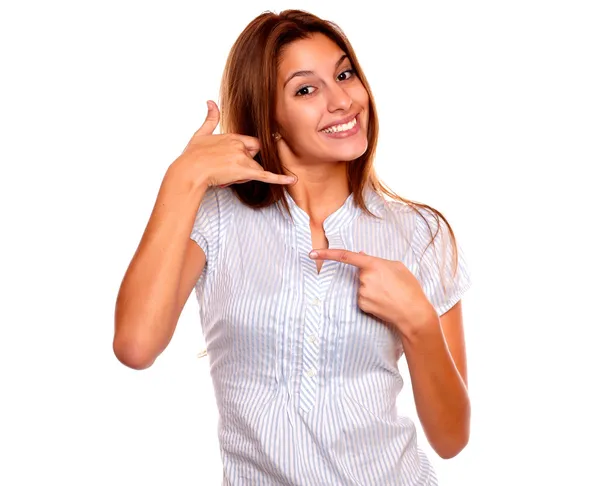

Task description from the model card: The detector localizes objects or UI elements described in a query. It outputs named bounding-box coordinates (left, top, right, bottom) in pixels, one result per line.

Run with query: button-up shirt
left=190, top=184, right=472, bottom=485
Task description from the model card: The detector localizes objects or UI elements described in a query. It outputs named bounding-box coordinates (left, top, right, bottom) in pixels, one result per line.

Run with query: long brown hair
left=219, top=9, right=461, bottom=295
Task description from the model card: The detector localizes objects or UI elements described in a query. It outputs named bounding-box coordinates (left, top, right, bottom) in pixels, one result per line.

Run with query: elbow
left=113, top=336, right=156, bottom=370
left=435, top=429, right=470, bottom=459
left=437, top=440, right=468, bottom=460
left=434, top=398, right=471, bottom=459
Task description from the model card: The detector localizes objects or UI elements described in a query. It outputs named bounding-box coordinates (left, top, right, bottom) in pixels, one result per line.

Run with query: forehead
left=278, top=33, right=347, bottom=78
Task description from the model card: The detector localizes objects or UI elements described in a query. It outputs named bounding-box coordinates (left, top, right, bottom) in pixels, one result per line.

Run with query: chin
left=306, top=132, right=369, bottom=163
left=334, top=138, right=369, bottom=161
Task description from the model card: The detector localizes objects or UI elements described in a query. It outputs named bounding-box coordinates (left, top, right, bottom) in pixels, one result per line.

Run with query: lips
left=319, top=113, right=359, bottom=131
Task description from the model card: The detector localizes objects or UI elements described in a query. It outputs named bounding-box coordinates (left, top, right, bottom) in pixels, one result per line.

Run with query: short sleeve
left=189, top=186, right=224, bottom=277
left=413, top=207, right=473, bottom=316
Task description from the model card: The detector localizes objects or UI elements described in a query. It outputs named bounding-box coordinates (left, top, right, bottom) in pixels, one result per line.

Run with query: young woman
left=114, top=9, right=473, bottom=486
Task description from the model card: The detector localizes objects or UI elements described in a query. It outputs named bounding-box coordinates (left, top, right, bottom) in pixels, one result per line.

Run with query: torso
left=191, top=186, right=440, bottom=484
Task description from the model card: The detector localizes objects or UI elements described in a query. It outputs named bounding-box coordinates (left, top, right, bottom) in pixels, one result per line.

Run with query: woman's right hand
left=172, top=100, right=296, bottom=189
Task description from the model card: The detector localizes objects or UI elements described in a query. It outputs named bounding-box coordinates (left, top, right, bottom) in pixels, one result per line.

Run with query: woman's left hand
left=309, top=248, right=437, bottom=336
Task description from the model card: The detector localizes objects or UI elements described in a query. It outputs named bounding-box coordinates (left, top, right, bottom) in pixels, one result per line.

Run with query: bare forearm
left=114, top=164, right=207, bottom=367
left=402, top=319, right=470, bottom=459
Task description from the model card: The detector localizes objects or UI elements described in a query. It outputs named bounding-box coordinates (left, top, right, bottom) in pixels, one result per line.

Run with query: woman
left=114, top=9, right=473, bottom=486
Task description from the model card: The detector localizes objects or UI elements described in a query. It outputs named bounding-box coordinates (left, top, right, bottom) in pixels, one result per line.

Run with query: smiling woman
left=114, top=8, right=473, bottom=486
left=207, top=11, right=472, bottom=483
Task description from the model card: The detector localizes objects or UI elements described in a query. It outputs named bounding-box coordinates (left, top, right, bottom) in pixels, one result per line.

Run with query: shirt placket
left=281, top=189, right=365, bottom=415
left=296, top=229, right=344, bottom=415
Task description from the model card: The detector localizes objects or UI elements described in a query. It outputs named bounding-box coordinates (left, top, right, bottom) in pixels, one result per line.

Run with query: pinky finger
left=260, top=171, right=297, bottom=185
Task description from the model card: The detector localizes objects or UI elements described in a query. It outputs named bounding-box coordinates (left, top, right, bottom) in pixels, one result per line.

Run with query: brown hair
left=219, top=9, right=461, bottom=296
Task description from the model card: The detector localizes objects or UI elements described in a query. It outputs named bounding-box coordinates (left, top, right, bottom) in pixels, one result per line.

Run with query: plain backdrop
left=1, top=1, right=598, bottom=484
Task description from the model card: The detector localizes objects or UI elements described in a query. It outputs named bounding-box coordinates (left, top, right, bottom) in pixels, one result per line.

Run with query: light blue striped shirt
left=191, top=184, right=472, bottom=485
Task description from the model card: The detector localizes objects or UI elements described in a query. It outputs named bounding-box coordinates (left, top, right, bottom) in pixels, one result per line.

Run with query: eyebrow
left=283, top=54, right=349, bottom=88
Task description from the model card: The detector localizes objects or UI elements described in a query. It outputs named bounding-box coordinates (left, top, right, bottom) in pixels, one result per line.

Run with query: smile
left=320, top=116, right=357, bottom=134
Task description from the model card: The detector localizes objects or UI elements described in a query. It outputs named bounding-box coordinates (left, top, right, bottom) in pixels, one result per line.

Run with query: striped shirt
left=190, top=183, right=472, bottom=485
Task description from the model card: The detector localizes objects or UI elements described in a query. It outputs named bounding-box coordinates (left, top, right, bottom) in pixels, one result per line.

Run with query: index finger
left=309, top=249, right=371, bottom=268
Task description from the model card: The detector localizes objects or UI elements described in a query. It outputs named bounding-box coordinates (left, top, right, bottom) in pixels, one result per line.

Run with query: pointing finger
left=308, top=249, right=371, bottom=268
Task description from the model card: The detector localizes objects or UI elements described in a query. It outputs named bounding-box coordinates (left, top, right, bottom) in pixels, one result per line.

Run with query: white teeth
left=322, top=116, right=357, bottom=134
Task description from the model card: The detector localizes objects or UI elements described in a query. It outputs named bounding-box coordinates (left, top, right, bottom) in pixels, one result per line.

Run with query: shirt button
left=308, top=333, right=317, bottom=344
left=306, top=368, right=316, bottom=378
left=310, top=297, right=321, bottom=306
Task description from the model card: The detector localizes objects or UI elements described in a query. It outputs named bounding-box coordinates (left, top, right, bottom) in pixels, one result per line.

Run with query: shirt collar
left=279, top=184, right=383, bottom=234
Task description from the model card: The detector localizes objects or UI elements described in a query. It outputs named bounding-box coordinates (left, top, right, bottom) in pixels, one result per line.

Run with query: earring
left=272, top=132, right=281, bottom=142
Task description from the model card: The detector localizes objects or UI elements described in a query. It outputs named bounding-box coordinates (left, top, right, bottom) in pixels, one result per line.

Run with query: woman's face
left=274, top=33, right=370, bottom=165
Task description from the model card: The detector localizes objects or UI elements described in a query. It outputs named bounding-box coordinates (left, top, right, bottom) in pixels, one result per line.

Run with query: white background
left=1, top=1, right=598, bottom=484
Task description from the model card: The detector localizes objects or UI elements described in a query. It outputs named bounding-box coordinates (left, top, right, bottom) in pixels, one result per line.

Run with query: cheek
left=281, top=102, right=321, bottom=132
left=354, top=88, right=370, bottom=129
left=350, top=83, right=370, bottom=108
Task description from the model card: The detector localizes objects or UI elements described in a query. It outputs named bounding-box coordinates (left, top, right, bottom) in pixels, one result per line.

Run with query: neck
left=285, top=162, right=350, bottom=227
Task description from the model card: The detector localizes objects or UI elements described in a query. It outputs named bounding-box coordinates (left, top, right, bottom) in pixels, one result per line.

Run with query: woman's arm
left=113, top=164, right=208, bottom=370
left=306, top=247, right=471, bottom=458
left=401, top=300, right=470, bottom=459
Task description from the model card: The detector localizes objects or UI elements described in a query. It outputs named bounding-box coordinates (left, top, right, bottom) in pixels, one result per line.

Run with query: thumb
left=195, top=100, right=220, bottom=136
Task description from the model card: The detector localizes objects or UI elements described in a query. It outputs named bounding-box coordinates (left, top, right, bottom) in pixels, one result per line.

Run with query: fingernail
left=309, top=251, right=318, bottom=259
left=285, top=176, right=296, bottom=183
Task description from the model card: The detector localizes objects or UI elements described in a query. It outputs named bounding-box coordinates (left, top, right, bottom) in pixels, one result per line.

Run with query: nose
left=326, top=83, right=352, bottom=112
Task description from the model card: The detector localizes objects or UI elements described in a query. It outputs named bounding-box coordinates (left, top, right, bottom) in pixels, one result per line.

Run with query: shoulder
left=196, top=185, right=238, bottom=220
left=370, top=193, right=431, bottom=241
left=369, top=191, right=415, bottom=224
left=372, top=193, right=453, bottom=261
left=202, top=185, right=235, bottom=205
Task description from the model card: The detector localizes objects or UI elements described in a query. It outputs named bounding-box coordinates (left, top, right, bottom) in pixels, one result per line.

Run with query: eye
left=295, top=85, right=315, bottom=97
left=337, top=69, right=355, bottom=81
